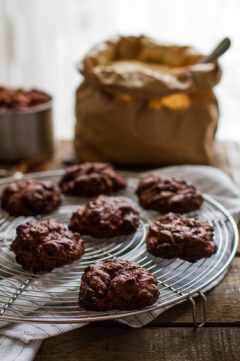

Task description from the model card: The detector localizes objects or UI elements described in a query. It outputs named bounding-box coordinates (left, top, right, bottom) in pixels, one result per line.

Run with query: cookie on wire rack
left=11, top=219, right=84, bottom=272
left=1, top=179, right=62, bottom=217
left=136, top=174, right=203, bottom=213
left=146, top=213, right=217, bottom=262
left=69, top=195, right=140, bottom=238
left=79, top=259, right=159, bottom=311
left=59, top=162, right=127, bottom=197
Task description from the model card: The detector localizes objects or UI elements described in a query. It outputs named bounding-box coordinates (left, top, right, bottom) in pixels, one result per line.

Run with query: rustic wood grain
left=34, top=327, right=240, bottom=361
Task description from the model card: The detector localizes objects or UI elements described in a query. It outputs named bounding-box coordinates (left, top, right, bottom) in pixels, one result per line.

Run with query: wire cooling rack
left=0, top=170, right=238, bottom=325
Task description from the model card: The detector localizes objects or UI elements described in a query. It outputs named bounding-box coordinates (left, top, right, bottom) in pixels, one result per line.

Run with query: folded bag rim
left=78, top=35, right=222, bottom=98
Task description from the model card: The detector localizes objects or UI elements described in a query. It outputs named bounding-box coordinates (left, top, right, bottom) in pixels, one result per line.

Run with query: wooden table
left=4, top=141, right=239, bottom=361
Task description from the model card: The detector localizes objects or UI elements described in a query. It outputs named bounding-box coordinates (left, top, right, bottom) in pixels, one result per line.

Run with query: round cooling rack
left=0, top=170, right=238, bottom=324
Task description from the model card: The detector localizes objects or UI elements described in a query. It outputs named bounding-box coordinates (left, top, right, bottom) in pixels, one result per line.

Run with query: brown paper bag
left=75, top=36, right=221, bottom=166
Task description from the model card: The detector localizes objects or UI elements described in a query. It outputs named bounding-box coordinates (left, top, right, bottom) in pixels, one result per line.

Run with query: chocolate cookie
left=69, top=195, right=140, bottom=238
left=136, top=174, right=203, bottom=213
left=11, top=219, right=84, bottom=272
left=79, top=259, right=159, bottom=311
left=59, top=162, right=127, bottom=197
left=0, top=87, right=51, bottom=110
left=147, top=213, right=217, bottom=262
left=1, top=179, right=62, bottom=216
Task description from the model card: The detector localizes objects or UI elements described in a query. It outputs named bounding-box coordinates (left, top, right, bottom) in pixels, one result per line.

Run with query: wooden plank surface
left=34, top=327, right=240, bottom=361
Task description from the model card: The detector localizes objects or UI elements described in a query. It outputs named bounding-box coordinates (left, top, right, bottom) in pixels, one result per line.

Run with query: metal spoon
left=200, top=37, right=231, bottom=63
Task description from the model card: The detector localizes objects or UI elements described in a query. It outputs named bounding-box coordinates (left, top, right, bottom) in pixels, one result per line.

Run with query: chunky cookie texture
left=79, top=259, right=159, bottom=311
left=11, top=220, right=84, bottom=272
left=0, top=87, right=51, bottom=110
left=147, top=213, right=217, bottom=262
left=69, top=195, right=140, bottom=238
left=1, top=179, right=62, bottom=216
left=59, top=162, right=127, bottom=197
left=136, top=174, right=203, bottom=213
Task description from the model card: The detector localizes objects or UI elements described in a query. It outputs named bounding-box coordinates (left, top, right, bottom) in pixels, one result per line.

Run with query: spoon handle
left=201, top=37, right=231, bottom=63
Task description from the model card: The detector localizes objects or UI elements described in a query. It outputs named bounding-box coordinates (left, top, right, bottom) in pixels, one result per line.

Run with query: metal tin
left=0, top=100, right=54, bottom=162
